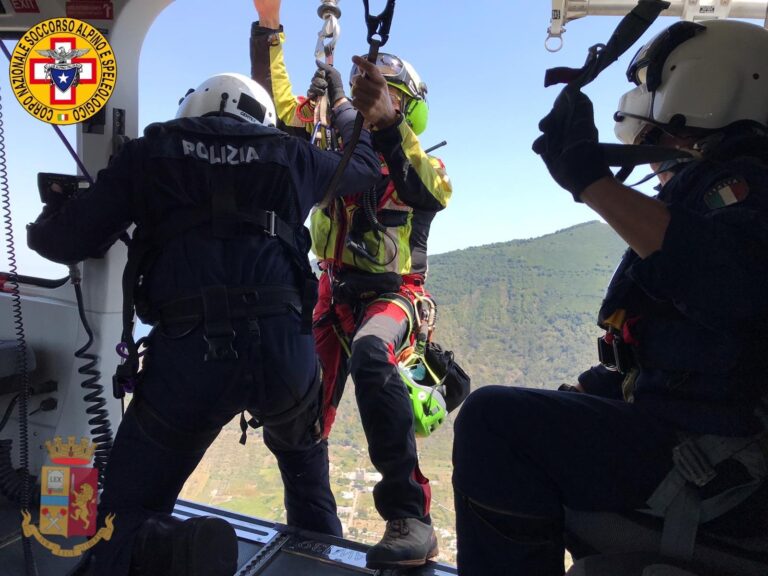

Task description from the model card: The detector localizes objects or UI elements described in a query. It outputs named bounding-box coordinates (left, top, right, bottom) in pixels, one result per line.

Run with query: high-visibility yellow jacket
left=250, top=23, right=452, bottom=276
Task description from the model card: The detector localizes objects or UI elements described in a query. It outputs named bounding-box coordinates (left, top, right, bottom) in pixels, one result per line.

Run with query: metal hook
left=315, top=14, right=341, bottom=62
left=362, top=0, right=396, bottom=48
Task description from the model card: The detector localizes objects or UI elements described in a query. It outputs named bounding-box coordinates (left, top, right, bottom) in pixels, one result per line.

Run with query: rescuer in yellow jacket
left=251, top=0, right=452, bottom=569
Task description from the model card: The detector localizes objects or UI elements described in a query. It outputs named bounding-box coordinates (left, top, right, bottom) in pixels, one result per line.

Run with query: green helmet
left=398, top=360, right=447, bottom=438
left=350, top=53, right=429, bottom=135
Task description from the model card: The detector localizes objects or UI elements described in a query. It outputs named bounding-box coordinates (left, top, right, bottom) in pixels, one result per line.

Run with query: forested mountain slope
left=426, top=220, right=628, bottom=388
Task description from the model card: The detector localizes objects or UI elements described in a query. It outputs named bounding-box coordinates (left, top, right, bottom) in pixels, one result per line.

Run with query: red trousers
left=313, top=270, right=432, bottom=520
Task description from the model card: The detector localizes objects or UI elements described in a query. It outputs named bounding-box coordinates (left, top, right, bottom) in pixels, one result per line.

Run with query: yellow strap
left=622, top=368, right=639, bottom=403
left=332, top=322, right=352, bottom=358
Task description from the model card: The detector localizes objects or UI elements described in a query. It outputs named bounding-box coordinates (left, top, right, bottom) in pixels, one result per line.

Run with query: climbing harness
left=318, top=0, right=397, bottom=209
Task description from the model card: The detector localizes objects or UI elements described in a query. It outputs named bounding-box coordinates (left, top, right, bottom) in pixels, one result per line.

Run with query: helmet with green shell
left=398, top=361, right=447, bottom=438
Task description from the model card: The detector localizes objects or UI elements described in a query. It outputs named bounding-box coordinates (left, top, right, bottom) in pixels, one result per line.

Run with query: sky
left=1, top=1, right=764, bottom=278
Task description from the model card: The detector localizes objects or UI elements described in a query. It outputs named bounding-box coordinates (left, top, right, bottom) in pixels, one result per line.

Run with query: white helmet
left=176, top=73, right=277, bottom=127
left=614, top=20, right=768, bottom=145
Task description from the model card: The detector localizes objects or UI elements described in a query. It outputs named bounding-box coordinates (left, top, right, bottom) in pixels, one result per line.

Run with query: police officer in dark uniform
left=452, top=19, right=768, bottom=576
left=27, top=73, right=380, bottom=576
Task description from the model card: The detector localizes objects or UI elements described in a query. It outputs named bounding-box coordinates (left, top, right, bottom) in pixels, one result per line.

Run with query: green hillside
left=426, top=220, right=627, bottom=388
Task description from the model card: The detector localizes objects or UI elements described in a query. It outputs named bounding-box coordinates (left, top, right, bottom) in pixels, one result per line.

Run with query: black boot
left=366, top=518, right=439, bottom=568
left=130, top=515, right=238, bottom=576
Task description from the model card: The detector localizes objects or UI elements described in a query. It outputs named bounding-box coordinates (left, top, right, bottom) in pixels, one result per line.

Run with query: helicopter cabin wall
left=0, top=0, right=172, bottom=479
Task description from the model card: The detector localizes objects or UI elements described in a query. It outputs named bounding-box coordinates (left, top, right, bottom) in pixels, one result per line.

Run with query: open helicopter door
left=0, top=0, right=172, bottom=464
left=547, top=0, right=768, bottom=50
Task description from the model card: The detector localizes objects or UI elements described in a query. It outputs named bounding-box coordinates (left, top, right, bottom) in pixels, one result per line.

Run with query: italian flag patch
left=703, top=177, right=749, bottom=210
left=56, top=113, right=69, bottom=122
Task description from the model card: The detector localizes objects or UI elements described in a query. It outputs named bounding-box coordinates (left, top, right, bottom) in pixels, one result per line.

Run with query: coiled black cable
left=0, top=65, right=38, bottom=576
left=71, top=270, right=113, bottom=489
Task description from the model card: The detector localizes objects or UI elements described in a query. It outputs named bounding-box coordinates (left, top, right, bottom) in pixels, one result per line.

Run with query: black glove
left=315, top=60, right=346, bottom=105
left=307, top=69, right=328, bottom=100
left=532, top=89, right=612, bottom=201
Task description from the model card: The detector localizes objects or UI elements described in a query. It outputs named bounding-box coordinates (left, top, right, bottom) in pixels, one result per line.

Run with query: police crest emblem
left=21, top=436, right=114, bottom=557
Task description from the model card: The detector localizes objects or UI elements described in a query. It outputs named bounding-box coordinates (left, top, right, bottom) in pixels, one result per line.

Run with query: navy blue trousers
left=452, top=386, right=678, bottom=576
left=91, top=314, right=341, bottom=576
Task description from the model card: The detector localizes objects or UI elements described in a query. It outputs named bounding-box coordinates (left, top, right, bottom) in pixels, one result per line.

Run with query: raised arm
left=250, top=0, right=306, bottom=131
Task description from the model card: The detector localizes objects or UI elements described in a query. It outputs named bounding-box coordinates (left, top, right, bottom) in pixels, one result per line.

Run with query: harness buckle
left=597, top=329, right=635, bottom=374
left=201, top=285, right=239, bottom=362
left=264, top=211, right=277, bottom=237
left=203, top=332, right=238, bottom=362
left=673, top=438, right=717, bottom=488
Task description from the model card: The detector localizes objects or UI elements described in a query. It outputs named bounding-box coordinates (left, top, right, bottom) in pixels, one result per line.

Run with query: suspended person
left=28, top=73, right=381, bottom=576
left=251, top=0, right=453, bottom=568
left=452, top=18, right=768, bottom=576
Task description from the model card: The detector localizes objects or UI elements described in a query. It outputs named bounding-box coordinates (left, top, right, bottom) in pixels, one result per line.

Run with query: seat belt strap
left=646, top=432, right=768, bottom=559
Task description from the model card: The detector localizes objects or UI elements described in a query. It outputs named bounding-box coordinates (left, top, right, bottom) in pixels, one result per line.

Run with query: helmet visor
left=350, top=53, right=425, bottom=100
left=627, top=21, right=705, bottom=90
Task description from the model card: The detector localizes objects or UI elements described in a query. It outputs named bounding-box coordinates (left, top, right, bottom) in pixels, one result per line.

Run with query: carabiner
left=362, top=0, right=396, bottom=49
left=315, top=10, right=341, bottom=62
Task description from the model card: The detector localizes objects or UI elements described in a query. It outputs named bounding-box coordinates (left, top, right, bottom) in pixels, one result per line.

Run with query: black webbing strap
left=201, top=285, right=238, bottom=362
left=239, top=366, right=323, bottom=443
left=542, top=0, right=681, bottom=179
left=157, top=285, right=302, bottom=326
left=544, top=0, right=671, bottom=90
left=114, top=230, right=151, bottom=399
left=604, top=143, right=693, bottom=182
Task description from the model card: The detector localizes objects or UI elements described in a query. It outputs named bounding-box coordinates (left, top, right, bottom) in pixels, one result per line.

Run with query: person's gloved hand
left=349, top=55, right=398, bottom=130
left=307, top=69, right=328, bottom=100
left=315, top=61, right=346, bottom=105
left=532, top=89, right=612, bottom=201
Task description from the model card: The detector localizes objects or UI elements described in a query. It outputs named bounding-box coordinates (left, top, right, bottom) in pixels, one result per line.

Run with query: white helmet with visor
left=176, top=73, right=277, bottom=128
left=614, top=19, right=768, bottom=145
